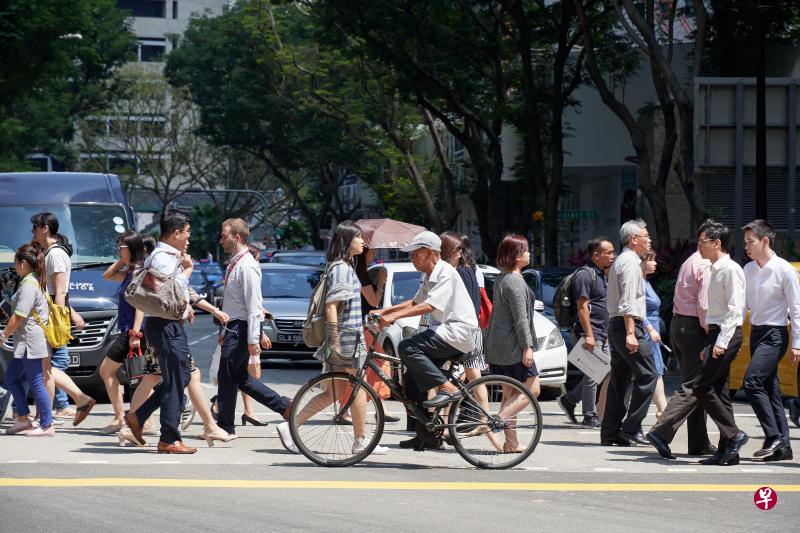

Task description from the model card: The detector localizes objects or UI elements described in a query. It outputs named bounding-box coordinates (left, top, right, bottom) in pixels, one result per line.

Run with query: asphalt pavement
left=1, top=314, right=798, bottom=532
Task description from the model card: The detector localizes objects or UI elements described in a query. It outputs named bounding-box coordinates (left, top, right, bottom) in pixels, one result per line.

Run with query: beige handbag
left=124, top=252, right=187, bottom=320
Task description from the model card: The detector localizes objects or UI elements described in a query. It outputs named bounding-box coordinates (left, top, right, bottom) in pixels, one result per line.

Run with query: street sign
left=557, top=210, right=597, bottom=220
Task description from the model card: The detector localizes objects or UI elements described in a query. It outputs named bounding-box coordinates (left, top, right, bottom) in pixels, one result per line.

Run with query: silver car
left=259, top=264, right=322, bottom=361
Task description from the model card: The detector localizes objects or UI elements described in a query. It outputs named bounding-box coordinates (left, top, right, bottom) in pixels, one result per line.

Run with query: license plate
left=277, top=333, right=303, bottom=343
left=68, top=354, right=80, bottom=367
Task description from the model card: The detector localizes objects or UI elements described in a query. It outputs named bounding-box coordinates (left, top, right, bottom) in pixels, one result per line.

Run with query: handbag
left=478, top=287, right=492, bottom=329
left=31, top=291, right=72, bottom=348
left=125, top=345, right=146, bottom=387
left=124, top=251, right=187, bottom=320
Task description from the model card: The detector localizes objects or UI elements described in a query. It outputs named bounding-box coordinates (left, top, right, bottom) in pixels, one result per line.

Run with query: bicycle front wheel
left=289, top=372, right=384, bottom=467
left=448, top=374, right=542, bottom=469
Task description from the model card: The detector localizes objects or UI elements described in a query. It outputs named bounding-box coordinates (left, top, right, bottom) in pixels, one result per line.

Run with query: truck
left=0, top=172, right=136, bottom=398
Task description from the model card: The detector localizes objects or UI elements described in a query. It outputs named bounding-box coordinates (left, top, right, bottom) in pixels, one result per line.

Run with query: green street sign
left=557, top=210, right=598, bottom=220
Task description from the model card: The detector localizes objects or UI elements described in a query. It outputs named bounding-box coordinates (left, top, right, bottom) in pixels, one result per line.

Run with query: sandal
left=73, top=399, right=96, bottom=427
left=503, top=441, right=524, bottom=454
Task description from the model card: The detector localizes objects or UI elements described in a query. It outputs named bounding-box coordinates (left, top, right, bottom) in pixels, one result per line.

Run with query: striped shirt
left=314, top=261, right=364, bottom=365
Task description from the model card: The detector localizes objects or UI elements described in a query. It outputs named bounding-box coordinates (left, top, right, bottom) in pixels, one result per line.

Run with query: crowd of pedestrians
left=1, top=209, right=799, bottom=467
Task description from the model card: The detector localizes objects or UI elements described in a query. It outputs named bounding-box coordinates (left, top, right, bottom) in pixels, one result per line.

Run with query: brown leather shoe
left=72, top=398, right=96, bottom=427
left=157, top=440, right=197, bottom=454
left=125, top=412, right=145, bottom=445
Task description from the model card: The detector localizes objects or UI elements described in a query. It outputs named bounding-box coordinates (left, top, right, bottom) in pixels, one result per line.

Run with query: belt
left=673, top=313, right=699, bottom=320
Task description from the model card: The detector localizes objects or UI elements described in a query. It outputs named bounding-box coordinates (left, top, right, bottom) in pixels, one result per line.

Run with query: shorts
left=490, top=360, right=539, bottom=382
left=141, top=343, right=197, bottom=376
left=105, top=332, right=150, bottom=364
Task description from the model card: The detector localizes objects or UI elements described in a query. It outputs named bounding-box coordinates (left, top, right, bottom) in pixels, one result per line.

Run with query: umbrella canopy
left=355, top=218, right=427, bottom=249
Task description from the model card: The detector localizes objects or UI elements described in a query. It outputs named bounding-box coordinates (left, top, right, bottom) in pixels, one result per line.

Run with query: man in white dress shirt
left=216, top=219, right=291, bottom=438
left=695, top=220, right=749, bottom=466
left=742, top=219, right=800, bottom=462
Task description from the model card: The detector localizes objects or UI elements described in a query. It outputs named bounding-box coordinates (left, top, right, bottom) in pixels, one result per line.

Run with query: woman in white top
left=1, top=243, right=55, bottom=436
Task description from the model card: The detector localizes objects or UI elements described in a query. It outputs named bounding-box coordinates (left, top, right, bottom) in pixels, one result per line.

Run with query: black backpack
left=552, top=266, right=596, bottom=328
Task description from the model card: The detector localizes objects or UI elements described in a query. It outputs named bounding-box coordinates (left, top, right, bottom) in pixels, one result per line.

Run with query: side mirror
left=534, top=300, right=544, bottom=312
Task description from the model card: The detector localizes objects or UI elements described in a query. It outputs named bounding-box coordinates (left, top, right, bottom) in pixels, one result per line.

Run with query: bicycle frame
left=334, top=327, right=495, bottom=434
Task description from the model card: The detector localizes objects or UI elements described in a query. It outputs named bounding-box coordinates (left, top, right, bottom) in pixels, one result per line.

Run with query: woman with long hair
left=276, top=221, right=388, bottom=455
left=99, top=231, right=148, bottom=433
left=642, top=250, right=668, bottom=418
left=2, top=242, right=56, bottom=436
left=486, top=234, right=541, bottom=453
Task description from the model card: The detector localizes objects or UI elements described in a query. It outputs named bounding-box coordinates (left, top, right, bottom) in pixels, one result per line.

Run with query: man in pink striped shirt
left=646, top=245, right=717, bottom=458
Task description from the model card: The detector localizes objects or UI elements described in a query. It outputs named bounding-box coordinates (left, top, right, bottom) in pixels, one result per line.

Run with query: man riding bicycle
left=375, top=231, right=479, bottom=450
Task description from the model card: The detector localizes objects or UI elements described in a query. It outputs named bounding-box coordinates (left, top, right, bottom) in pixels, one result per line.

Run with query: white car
left=369, top=262, right=568, bottom=393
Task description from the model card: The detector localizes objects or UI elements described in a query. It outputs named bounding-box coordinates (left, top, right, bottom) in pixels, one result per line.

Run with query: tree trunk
left=637, top=158, right=671, bottom=247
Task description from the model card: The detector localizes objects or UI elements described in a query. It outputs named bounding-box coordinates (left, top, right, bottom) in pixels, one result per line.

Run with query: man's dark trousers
left=217, top=320, right=289, bottom=434
left=649, top=314, right=712, bottom=452
left=399, top=329, right=462, bottom=403
left=744, top=325, right=790, bottom=444
left=694, top=326, right=743, bottom=441
left=601, top=317, right=657, bottom=439
left=138, top=317, right=191, bottom=444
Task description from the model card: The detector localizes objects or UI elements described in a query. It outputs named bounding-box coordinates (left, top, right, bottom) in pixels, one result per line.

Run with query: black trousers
left=601, top=317, right=657, bottom=439
left=137, top=318, right=192, bottom=444
left=693, top=325, right=743, bottom=441
left=399, top=329, right=462, bottom=404
left=744, top=325, right=790, bottom=444
left=217, top=320, right=290, bottom=434
left=650, top=315, right=712, bottom=452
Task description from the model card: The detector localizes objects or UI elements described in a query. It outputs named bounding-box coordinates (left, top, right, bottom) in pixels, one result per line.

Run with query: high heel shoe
left=241, top=413, right=267, bottom=426
left=118, top=427, right=146, bottom=447
left=202, top=425, right=238, bottom=447
left=209, top=395, right=218, bottom=422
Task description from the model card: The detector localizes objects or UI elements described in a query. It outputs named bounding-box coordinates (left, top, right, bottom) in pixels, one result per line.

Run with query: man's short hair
left=742, top=219, right=775, bottom=248
left=699, top=219, right=731, bottom=253
left=160, top=209, right=191, bottom=236
left=619, top=219, right=646, bottom=246
left=223, top=218, right=249, bottom=241
left=586, top=236, right=612, bottom=256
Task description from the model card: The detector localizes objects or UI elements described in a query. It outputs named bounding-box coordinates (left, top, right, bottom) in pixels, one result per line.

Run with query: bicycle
left=287, top=316, right=542, bottom=469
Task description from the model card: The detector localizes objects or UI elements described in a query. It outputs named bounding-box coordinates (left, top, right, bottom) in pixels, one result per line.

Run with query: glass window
left=139, top=119, right=165, bottom=137
left=261, top=270, right=321, bottom=299
left=140, top=44, right=165, bottom=62
left=390, top=271, right=422, bottom=306
left=117, top=1, right=165, bottom=18
left=0, top=205, right=129, bottom=266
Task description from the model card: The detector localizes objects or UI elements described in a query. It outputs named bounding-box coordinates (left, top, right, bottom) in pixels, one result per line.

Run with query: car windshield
left=262, top=269, right=321, bottom=298
left=0, top=204, right=129, bottom=267
left=391, top=271, right=423, bottom=306
left=271, top=254, right=326, bottom=267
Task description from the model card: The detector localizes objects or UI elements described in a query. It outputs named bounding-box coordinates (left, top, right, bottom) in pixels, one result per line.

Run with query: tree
left=0, top=0, right=134, bottom=168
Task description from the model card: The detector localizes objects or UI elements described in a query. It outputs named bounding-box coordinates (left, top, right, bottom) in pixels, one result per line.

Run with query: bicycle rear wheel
left=289, top=372, right=384, bottom=467
left=448, top=375, right=542, bottom=469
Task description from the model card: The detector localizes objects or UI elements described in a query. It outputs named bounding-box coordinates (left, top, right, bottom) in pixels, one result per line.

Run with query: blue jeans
left=6, top=355, right=52, bottom=428
left=50, top=345, right=70, bottom=410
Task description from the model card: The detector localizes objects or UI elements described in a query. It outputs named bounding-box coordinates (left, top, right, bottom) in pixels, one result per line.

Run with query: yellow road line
left=1, top=478, right=799, bottom=492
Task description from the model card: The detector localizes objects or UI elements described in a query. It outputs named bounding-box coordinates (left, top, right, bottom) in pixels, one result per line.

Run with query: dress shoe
left=687, top=444, right=717, bottom=456
left=763, top=446, right=793, bottom=462
left=398, top=434, right=443, bottom=451
left=73, top=398, right=96, bottom=427
left=124, top=412, right=145, bottom=445
left=753, top=436, right=785, bottom=458
left=557, top=395, right=578, bottom=424
left=422, top=390, right=461, bottom=409
left=789, top=399, right=800, bottom=429
left=601, top=435, right=635, bottom=447
left=157, top=440, right=197, bottom=454
left=716, top=431, right=748, bottom=465
left=620, top=431, right=649, bottom=446
left=698, top=450, right=723, bottom=465
left=646, top=432, right=676, bottom=460
left=241, top=413, right=267, bottom=426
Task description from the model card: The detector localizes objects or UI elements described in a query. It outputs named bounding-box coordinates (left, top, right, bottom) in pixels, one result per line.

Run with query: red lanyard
left=224, top=250, right=249, bottom=286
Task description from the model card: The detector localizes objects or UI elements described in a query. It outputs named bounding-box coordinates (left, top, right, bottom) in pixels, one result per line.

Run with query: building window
left=172, top=1, right=178, bottom=19
left=137, top=38, right=166, bottom=62
left=117, top=1, right=166, bottom=18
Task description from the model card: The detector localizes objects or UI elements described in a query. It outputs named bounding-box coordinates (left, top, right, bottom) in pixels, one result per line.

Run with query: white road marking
left=188, top=333, right=216, bottom=346
left=524, top=467, right=550, bottom=471
left=667, top=468, right=698, bottom=473
left=78, top=460, right=109, bottom=464
left=7, top=460, right=38, bottom=464
left=153, top=461, right=182, bottom=464
left=740, top=468, right=773, bottom=473
left=593, top=468, right=622, bottom=472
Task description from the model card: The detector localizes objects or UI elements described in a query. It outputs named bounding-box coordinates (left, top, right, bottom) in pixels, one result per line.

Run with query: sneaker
left=581, top=416, right=601, bottom=429
left=25, top=425, right=55, bottom=437
left=557, top=395, right=578, bottom=424
left=6, top=420, right=34, bottom=435
left=352, top=436, right=389, bottom=455
left=180, top=403, right=196, bottom=431
left=276, top=422, right=298, bottom=454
